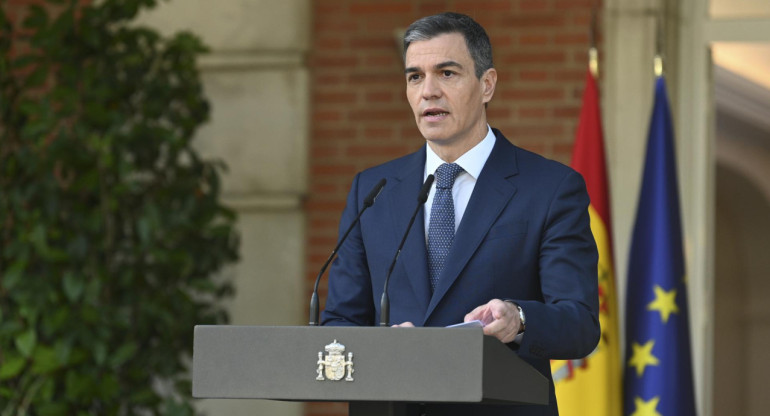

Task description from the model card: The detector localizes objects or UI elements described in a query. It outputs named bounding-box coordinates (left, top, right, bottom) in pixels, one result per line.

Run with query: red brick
left=566, top=50, right=587, bottom=66
left=364, top=16, right=417, bottom=31
left=314, top=36, right=346, bottom=50
left=555, top=32, right=590, bottom=45
left=519, top=70, right=549, bottom=81
left=350, top=2, right=412, bottom=15
left=501, top=88, right=565, bottom=100
left=308, top=235, right=340, bottom=248
left=509, top=124, right=565, bottom=137
left=349, top=72, right=402, bottom=85
left=364, top=54, right=400, bottom=67
left=495, top=72, right=515, bottom=83
left=313, top=74, right=343, bottom=85
left=519, top=0, right=552, bottom=12
left=418, top=1, right=448, bottom=15
left=314, top=19, right=358, bottom=33
left=349, top=109, right=409, bottom=122
left=571, top=13, right=593, bottom=25
left=363, top=127, right=396, bottom=139
left=486, top=107, right=511, bottom=119
left=350, top=37, right=394, bottom=49
left=489, top=34, right=514, bottom=47
left=311, top=164, right=358, bottom=176
left=308, top=214, right=340, bottom=228
left=553, top=142, right=578, bottom=157
left=519, top=34, right=550, bottom=46
left=554, top=106, right=581, bottom=118
left=311, top=145, right=340, bottom=159
left=315, top=92, right=357, bottom=105
left=555, top=0, right=597, bottom=8
left=554, top=69, right=585, bottom=81
left=305, top=201, right=347, bottom=218
left=313, top=55, right=359, bottom=68
left=455, top=0, right=513, bottom=12
left=364, top=91, right=396, bottom=103
left=505, top=14, right=567, bottom=28
left=312, top=110, right=343, bottom=123
left=501, top=51, right=567, bottom=65
left=346, top=145, right=409, bottom=157
left=519, top=107, right=549, bottom=118
left=400, top=126, right=424, bottom=138
left=313, top=128, right=356, bottom=140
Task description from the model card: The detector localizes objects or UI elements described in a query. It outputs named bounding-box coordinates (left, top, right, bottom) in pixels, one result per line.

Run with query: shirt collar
left=425, top=125, right=495, bottom=180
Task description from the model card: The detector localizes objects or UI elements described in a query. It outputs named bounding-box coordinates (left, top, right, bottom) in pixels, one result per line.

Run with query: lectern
left=193, top=325, right=548, bottom=415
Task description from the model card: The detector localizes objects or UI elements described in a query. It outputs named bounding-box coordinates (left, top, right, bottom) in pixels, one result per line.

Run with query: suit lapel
left=424, top=132, right=520, bottom=323
left=384, top=148, right=432, bottom=312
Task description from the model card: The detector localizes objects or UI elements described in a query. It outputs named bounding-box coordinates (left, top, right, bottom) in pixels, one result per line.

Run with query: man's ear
left=481, top=68, right=497, bottom=104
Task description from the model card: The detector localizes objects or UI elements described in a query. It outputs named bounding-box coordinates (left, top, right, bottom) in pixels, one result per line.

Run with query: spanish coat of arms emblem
left=316, top=339, right=354, bottom=381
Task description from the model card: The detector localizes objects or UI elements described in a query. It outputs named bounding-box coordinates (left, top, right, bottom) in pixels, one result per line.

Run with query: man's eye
left=407, top=74, right=421, bottom=82
left=443, top=70, right=454, bottom=77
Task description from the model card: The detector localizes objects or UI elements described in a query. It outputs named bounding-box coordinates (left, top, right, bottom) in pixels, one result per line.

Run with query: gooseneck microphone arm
left=309, top=178, right=387, bottom=326
left=380, top=174, right=434, bottom=327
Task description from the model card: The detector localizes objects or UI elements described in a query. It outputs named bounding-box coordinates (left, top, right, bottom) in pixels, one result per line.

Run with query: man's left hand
left=464, top=299, right=521, bottom=344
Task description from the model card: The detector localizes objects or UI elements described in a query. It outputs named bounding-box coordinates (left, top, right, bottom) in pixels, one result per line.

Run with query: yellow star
left=647, top=285, right=679, bottom=323
left=628, top=340, right=659, bottom=377
left=631, top=396, right=662, bottom=416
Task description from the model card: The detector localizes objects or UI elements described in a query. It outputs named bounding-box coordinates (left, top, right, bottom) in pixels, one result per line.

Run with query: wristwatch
left=503, top=299, right=526, bottom=334
left=515, top=304, right=526, bottom=334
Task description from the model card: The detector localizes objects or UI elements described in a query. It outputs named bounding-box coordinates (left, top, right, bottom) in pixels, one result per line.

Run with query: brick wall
left=307, top=1, right=600, bottom=415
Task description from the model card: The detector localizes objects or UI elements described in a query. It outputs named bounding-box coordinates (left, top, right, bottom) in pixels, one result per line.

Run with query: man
left=322, top=12, right=599, bottom=415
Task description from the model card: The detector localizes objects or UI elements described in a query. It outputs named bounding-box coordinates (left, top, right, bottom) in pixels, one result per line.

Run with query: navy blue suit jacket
left=322, top=129, right=600, bottom=415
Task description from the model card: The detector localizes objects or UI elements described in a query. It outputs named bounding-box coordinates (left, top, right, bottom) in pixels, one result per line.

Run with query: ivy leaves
left=0, top=1, right=238, bottom=414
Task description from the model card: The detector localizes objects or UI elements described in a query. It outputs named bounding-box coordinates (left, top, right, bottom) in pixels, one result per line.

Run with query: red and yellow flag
left=550, top=67, right=621, bottom=416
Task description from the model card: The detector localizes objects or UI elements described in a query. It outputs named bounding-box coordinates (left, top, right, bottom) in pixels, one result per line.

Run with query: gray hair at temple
left=403, top=12, right=494, bottom=79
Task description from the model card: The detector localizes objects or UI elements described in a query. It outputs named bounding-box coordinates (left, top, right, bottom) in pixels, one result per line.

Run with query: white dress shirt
left=423, top=126, right=496, bottom=239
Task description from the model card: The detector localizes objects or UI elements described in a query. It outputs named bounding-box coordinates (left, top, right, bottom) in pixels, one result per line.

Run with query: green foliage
left=1, top=0, right=239, bottom=414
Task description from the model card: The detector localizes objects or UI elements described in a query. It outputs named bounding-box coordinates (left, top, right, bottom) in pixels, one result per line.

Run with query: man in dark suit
left=321, top=12, right=600, bottom=415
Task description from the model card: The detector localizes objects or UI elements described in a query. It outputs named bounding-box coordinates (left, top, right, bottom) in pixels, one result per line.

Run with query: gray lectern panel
left=193, top=325, right=547, bottom=405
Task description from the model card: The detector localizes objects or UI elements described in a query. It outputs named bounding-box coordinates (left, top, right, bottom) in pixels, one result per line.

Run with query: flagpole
left=589, top=3, right=599, bottom=78
left=654, top=4, right=664, bottom=78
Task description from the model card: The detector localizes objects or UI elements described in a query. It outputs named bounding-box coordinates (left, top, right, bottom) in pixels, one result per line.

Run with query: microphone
left=379, top=174, right=434, bottom=327
left=309, top=178, right=387, bottom=326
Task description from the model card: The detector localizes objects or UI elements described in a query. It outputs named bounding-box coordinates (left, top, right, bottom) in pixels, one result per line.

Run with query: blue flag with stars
left=623, top=76, right=697, bottom=416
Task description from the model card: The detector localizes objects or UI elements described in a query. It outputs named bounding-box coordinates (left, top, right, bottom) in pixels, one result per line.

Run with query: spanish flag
left=551, top=66, right=621, bottom=416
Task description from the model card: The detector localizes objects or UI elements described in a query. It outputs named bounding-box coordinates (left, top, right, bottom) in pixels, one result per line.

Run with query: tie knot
left=435, top=163, right=464, bottom=189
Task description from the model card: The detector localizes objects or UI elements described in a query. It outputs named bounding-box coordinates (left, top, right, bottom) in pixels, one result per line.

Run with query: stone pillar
left=138, top=1, right=309, bottom=415
left=604, top=1, right=711, bottom=414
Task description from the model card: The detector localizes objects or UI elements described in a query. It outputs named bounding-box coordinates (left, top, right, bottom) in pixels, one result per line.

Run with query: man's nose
left=421, top=75, right=441, bottom=100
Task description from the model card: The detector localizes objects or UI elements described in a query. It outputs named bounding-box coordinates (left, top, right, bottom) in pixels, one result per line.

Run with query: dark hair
left=403, top=12, right=493, bottom=79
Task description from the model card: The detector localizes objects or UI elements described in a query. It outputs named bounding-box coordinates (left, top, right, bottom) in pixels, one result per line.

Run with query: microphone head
left=363, top=178, right=387, bottom=207
left=417, top=174, right=434, bottom=204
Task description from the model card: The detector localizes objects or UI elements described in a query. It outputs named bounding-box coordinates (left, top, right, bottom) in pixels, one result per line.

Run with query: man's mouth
left=423, top=109, right=449, bottom=118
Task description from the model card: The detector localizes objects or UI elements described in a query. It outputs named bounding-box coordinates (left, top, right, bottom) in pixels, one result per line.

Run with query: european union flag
left=624, top=77, right=697, bottom=416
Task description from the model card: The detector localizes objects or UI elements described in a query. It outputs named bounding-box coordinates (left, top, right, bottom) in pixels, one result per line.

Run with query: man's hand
left=392, top=321, right=415, bottom=328
left=464, top=299, right=521, bottom=344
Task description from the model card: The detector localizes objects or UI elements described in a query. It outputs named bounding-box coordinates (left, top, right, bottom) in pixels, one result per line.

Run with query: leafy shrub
left=0, top=1, right=239, bottom=414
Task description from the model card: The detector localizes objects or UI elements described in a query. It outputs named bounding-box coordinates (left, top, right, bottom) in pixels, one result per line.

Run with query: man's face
left=404, top=32, right=496, bottom=151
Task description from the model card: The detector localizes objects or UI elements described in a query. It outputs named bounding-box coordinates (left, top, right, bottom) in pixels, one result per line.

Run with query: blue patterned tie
left=427, top=163, right=464, bottom=291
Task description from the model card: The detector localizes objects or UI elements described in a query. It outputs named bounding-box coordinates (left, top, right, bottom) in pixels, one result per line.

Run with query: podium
left=193, top=325, right=548, bottom=415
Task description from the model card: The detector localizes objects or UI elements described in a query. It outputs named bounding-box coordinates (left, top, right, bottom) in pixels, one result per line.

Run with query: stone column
left=139, top=1, right=309, bottom=415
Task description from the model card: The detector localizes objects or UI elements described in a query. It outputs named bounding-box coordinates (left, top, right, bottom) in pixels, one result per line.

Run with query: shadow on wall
left=713, top=70, right=770, bottom=414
